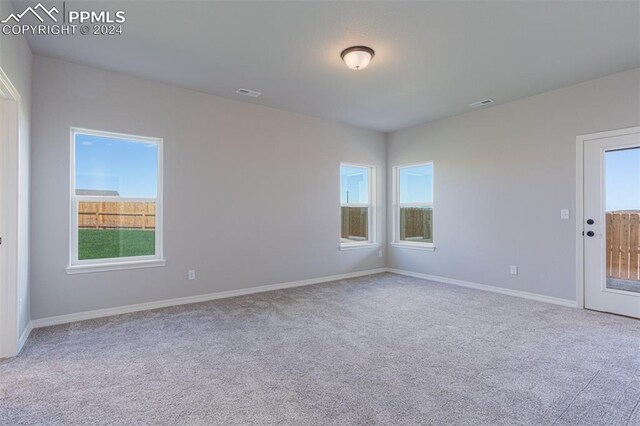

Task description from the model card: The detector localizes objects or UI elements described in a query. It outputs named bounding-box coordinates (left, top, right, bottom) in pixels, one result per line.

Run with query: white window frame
left=339, top=162, right=378, bottom=250
left=392, top=161, right=435, bottom=251
left=66, top=127, right=165, bottom=274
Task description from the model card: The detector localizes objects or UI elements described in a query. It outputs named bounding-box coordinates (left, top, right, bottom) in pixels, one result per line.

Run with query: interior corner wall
left=0, top=1, right=33, bottom=339
left=386, top=68, right=640, bottom=301
left=30, top=55, right=386, bottom=320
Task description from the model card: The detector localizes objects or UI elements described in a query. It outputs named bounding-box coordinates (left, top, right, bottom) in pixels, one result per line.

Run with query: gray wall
left=28, top=55, right=640, bottom=319
left=31, top=55, right=386, bottom=319
left=387, top=68, right=640, bottom=301
left=0, top=1, right=32, bottom=336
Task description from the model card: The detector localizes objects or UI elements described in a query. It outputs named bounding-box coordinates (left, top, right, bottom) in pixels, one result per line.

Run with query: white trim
left=0, top=68, right=21, bottom=101
left=66, top=259, right=166, bottom=274
left=340, top=203, right=369, bottom=208
left=75, top=196, right=156, bottom=203
left=70, top=127, right=161, bottom=144
left=387, top=268, right=577, bottom=308
left=392, top=160, right=434, bottom=169
left=398, top=202, right=433, bottom=208
left=576, top=135, right=585, bottom=309
left=390, top=242, right=435, bottom=251
left=31, top=268, right=388, bottom=328
left=0, top=68, right=21, bottom=359
left=575, top=126, right=640, bottom=310
left=69, top=127, right=164, bottom=269
left=17, top=321, right=32, bottom=353
left=339, top=242, right=379, bottom=251
left=602, top=287, right=640, bottom=298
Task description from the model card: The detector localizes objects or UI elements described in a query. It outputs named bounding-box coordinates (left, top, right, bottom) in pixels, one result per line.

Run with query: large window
left=340, top=163, right=375, bottom=248
left=393, top=162, right=434, bottom=249
left=68, top=128, right=164, bottom=273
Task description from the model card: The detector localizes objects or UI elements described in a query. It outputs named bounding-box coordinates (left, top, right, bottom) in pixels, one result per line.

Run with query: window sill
left=390, top=242, right=435, bottom=251
left=339, top=242, right=379, bottom=251
left=66, top=259, right=166, bottom=274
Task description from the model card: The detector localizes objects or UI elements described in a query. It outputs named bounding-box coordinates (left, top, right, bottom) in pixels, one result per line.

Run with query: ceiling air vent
left=236, top=88, right=261, bottom=98
left=469, top=99, right=494, bottom=108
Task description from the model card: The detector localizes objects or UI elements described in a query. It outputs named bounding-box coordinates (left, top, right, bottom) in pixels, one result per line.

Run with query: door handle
left=586, top=231, right=595, bottom=237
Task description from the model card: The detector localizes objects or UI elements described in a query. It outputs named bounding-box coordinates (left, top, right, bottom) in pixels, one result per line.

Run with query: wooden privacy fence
left=400, top=207, right=433, bottom=240
left=341, top=207, right=434, bottom=240
left=606, top=212, right=640, bottom=281
left=78, top=201, right=156, bottom=230
left=341, top=207, right=368, bottom=238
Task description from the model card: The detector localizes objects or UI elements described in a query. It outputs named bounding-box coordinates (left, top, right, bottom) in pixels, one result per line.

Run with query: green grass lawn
left=79, top=229, right=155, bottom=260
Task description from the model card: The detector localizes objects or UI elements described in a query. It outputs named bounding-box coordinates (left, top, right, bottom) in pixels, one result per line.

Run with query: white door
left=583, top=128, right=640, bottom=318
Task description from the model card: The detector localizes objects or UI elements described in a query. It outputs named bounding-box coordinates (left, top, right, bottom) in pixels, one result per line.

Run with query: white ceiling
left=17, top=1, right=640, bottom=132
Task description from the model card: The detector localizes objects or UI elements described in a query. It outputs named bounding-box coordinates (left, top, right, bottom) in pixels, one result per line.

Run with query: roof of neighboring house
left=76, top=189, right=120, bottom=196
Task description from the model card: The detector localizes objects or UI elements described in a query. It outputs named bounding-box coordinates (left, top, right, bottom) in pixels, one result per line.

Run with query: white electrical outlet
left=378, top=250, right=383, bottom=258
left=188, top=270, right=196, bottom=280
left=510, top=265, right=518, bottom=275
left=560, top=209, right=570, bottom=220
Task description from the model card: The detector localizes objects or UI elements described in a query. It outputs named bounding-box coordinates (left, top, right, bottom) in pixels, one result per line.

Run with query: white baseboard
left=26, top=266, right=575, bottom=342
left=386, top=268, right=577, bottom=308
left=31, top=268, right=388, bottom=329
left=18, top=321, right=33, bottom=353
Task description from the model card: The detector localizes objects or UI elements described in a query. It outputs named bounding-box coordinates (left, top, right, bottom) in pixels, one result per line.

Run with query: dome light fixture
left=340, top=46, right=375, bottom=70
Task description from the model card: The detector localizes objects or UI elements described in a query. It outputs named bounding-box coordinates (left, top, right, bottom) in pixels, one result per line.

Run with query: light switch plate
left=561, top=209, right=570, bottom=220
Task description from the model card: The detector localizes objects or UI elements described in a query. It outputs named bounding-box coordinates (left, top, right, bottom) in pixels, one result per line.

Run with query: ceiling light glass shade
left=341, top=46, right=375, bottom=70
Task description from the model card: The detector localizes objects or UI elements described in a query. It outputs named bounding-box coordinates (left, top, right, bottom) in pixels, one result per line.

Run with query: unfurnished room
left=0, top=1, right=639, bottom=424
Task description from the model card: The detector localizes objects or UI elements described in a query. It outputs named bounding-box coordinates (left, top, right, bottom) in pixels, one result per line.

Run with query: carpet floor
left=1, top=273, right=639, bottom=425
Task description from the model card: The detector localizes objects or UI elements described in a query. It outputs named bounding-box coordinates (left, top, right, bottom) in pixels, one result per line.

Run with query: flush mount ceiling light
left=340, top=46, right=375, bottom=70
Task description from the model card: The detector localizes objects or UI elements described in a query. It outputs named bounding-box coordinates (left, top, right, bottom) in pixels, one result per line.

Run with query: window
left=68, top=128, right=164, bottom=273
left=340, top=163, right=376, bottom=248
left=393, top=162, right=434, bottom=249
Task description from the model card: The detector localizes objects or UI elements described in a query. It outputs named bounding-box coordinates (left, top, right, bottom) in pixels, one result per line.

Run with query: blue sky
left=340, top=165, right=369, bottom=204
left=399, top=164, right=433, bottom=204
left=340, top=164, right=433, bottom=204
left=606, top=147, right=640, bottom=212
left=75, top=133, right=158, bottom=198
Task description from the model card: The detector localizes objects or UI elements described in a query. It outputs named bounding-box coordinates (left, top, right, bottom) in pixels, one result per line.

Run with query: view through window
left=340, top=164, right=372, bottom=245
left=71, top=129, right=162, bottom=265
left=605, top=147, right=640, bottom=292
left=397, top=163, right=433, bottom=245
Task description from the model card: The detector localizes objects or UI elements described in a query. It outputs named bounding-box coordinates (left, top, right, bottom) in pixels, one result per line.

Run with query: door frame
left=0, top=67, right=21, bottom=358
left=575, top=126, right=640, bottom=310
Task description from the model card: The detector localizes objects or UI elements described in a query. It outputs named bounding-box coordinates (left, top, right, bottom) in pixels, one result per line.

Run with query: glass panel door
left=583, top=129, right=640, bottom=318
left=605, top=147, right=640, bottom=293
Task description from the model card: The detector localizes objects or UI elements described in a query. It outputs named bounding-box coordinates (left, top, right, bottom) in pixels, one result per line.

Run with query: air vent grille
left=469, top=99, right=494, bottom=108
left=236, top=88, right=261, bottom=98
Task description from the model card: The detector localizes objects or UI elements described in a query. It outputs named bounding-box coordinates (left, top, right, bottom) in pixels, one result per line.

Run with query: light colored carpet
left=1, top=273, right=639, bottom=425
